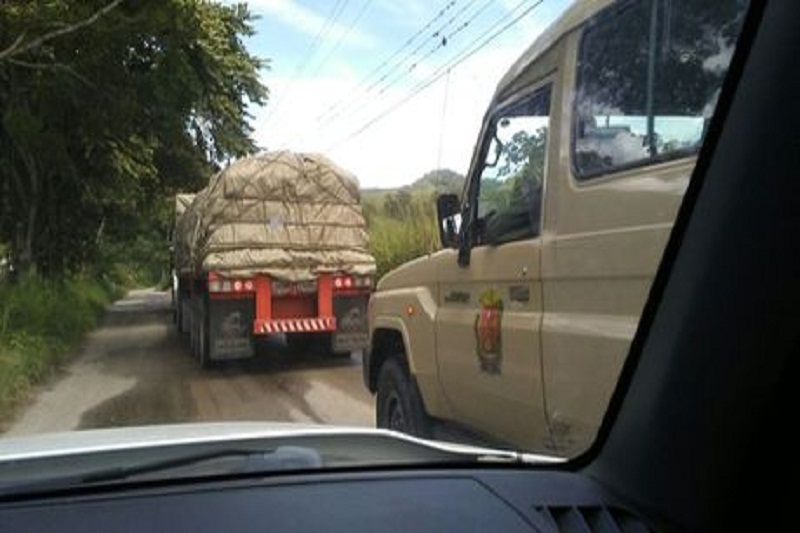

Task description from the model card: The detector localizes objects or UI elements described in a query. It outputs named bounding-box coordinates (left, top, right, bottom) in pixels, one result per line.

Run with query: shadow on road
left=102, top=295, right=175, bottom=328
left=196, top=335, right=362, bottom=377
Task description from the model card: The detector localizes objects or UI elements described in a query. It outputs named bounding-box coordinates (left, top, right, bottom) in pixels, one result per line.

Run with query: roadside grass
left=368, top=216, right=440, bottom=280
left=0, top=277, right=121, bottom=424
left=363, top=189, right=443, bottom=280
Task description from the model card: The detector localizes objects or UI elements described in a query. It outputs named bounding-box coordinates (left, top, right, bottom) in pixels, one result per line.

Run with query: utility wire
left=314, top=0, right=486, bottom=136
left=315, top=0, right=458, bottom=125
left=263, top=0, right=349, bottom=126
left=364, top=0, right=473, bottom=94
left=327, top=0, right=546, bottom=151
left=318, top=0, right=492, bottom=132
left=436, top=68, right=452, bottom=173
left=376, top=0, right=494, bottom=96
left=307, top=0, right=375, bottom=82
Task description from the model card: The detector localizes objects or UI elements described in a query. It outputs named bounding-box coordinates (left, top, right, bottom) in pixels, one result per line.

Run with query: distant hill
left=406, top=169, right=465, bottom=195
left=361, top=169, right=465, bottom=197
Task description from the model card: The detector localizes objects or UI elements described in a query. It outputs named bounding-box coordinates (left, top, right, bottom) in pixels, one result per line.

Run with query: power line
left=374, top=0, right=493, bottom=97
left=363, top=0, right=473, bottom=95
left=316, top=0, right=494, bottom=133
left=436, top=68, right=452, bottom=172
left=315, top=0, right=458, bottom=125
left=307, top=0, right=375, bottom=82
left=263, top=0, right=350, bottom=126
left=326, top=0, right=547, bottom=151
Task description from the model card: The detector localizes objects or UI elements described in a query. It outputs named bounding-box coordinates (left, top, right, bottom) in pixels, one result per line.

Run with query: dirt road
left=5, top=289, right=374, bottom=437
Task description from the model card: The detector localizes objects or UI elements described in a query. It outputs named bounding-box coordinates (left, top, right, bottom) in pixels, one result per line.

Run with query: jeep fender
left=368, top=287, right=451, bottom=419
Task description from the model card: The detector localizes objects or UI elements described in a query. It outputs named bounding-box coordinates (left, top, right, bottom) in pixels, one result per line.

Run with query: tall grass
left=363, top=190, right=443, bottom=279
left=368, top=217, right=440, bottom=279
left=0, top=277, right=120, bottom=423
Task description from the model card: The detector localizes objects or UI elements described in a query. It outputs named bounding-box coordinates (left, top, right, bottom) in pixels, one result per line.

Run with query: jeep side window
left=476, top=86, right=550, bottom=245
left=574, top=0, right=748, bottom=179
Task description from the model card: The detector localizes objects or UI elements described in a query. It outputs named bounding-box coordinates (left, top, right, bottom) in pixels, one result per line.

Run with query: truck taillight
left=209, top=278, right=254, bottom=293
left=333, top=275, right=372, bottom=290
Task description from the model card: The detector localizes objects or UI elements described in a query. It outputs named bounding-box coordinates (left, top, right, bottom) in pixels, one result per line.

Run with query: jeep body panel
left=367, top=0, right=743, bottom=454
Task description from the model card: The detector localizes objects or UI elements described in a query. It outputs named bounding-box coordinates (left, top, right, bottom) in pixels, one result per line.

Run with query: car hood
left=0, top=422, right=560, bottom=464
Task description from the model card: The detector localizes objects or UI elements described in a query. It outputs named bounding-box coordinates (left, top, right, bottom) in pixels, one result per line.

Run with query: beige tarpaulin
left=174, top=151, right=376, bottom=281
left=174, top=194, right=196, bottom=219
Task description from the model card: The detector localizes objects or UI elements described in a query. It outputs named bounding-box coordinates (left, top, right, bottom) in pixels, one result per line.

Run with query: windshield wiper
left=0, top=446, right=322, bottom=499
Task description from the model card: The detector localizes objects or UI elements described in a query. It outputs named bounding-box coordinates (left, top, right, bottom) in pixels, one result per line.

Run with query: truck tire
left=175, top=293, right=184, bottom=332
left=376, top=357, right=432, bottom=438
left=198, top=298, right=214, bottom=369
left=189, top=298, right=198, bottom=358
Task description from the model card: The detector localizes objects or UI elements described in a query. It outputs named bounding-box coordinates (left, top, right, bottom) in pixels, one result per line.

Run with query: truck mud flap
left=179, top=297, right=192, bottom=333
left=208, top=298, right=255, bottom=360
left=332, top=296, right=369, bottom=353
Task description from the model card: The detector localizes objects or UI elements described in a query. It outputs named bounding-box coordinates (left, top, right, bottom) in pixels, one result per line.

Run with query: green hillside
left=362, top=169, right=464, bottom=279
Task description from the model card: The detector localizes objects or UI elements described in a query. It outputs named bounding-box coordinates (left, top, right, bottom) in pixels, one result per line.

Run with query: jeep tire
left=376, top=357, right=432, bottom=438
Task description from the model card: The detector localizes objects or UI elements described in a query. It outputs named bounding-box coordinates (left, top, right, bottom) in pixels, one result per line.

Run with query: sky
left=222, top=0, right=571, bottom=188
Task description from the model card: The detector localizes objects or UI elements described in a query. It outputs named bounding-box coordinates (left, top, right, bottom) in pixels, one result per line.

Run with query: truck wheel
left=376, top=357, right=431, bottom=438
left=175, top=294, right=184, bottom=332
left=189, top=299, right=198, bottom=358
left=198, top=299, right=214, bottom=369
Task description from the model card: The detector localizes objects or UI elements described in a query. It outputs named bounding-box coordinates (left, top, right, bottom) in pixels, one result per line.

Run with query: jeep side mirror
left=436, top=193, right=461, bottom=249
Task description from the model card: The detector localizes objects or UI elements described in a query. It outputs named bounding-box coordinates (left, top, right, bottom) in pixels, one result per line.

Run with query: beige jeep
left=364, top=0, right=748, bottom=455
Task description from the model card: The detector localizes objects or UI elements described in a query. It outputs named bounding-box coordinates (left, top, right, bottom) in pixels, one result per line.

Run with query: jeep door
left=434, top=82, right=554, bottom=450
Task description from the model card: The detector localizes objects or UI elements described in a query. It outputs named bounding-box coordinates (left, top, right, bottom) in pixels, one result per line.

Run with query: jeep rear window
left=573, top=0, right=748, bottom=180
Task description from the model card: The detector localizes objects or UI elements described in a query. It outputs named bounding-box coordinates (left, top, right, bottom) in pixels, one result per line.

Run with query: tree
left=0, top=0, right=268, bottom=278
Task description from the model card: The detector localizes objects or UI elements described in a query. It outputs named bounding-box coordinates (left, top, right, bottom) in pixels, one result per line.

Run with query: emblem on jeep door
left=475, top=289, right=503, bottom=374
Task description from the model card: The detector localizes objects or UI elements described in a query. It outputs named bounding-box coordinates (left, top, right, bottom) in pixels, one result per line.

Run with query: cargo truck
left=173, top=151, right=376, bottom=368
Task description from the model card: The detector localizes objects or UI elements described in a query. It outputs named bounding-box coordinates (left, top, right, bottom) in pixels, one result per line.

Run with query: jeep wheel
left=376, top=357, right=431, bottom=438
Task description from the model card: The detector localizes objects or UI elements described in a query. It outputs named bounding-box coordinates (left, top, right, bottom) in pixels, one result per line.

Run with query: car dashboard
left=0, top=468, right=654, bottom=533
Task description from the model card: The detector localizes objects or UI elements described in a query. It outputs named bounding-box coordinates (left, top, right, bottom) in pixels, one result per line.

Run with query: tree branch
left=7, top=58, right=96, bottom=88
left=0, top=0, right=124, bottom=61
left=0, top=33, right=26, bottom=60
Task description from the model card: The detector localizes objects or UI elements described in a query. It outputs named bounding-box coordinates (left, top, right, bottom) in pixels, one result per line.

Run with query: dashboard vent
left=533, top=505, right=652, bottom=533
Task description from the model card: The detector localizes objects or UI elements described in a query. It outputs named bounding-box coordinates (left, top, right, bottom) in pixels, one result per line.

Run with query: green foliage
left=362, top=174, right=454, bottom=279
left=96, top=197, right=173, bottom=288
left=0, top=276, right=119, bottom=422
left=368, top=214, right=441, bottom=280
left=0, top=0, right=268, bottom=278
left=405, top=168, right=465, bottom=196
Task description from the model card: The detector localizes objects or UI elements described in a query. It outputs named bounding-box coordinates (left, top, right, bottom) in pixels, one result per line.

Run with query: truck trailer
left=173, top=151, right=376, bottom=368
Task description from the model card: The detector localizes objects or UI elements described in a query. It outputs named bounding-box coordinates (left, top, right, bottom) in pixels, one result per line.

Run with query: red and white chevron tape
left=258, top=317, right=336, bottom=334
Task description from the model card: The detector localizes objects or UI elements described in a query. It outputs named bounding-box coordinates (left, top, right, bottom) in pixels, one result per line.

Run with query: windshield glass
left=0, top=0, right=750, bottom=481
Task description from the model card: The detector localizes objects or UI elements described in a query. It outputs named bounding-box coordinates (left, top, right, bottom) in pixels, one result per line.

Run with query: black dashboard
left=0, top=468, right=653, bottom=533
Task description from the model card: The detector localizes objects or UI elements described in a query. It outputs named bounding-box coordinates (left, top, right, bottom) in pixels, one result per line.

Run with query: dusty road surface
left=5, top=289, right=374, bottom=437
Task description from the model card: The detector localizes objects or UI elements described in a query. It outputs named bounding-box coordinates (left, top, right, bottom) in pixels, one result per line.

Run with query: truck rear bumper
left=254, top=317, right=336, bottom=334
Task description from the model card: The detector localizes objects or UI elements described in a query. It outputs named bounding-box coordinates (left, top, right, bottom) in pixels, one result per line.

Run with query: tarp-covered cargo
left=174, top=194, right=196, bottom=219
left=175, top=151, right=376, bottom=281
